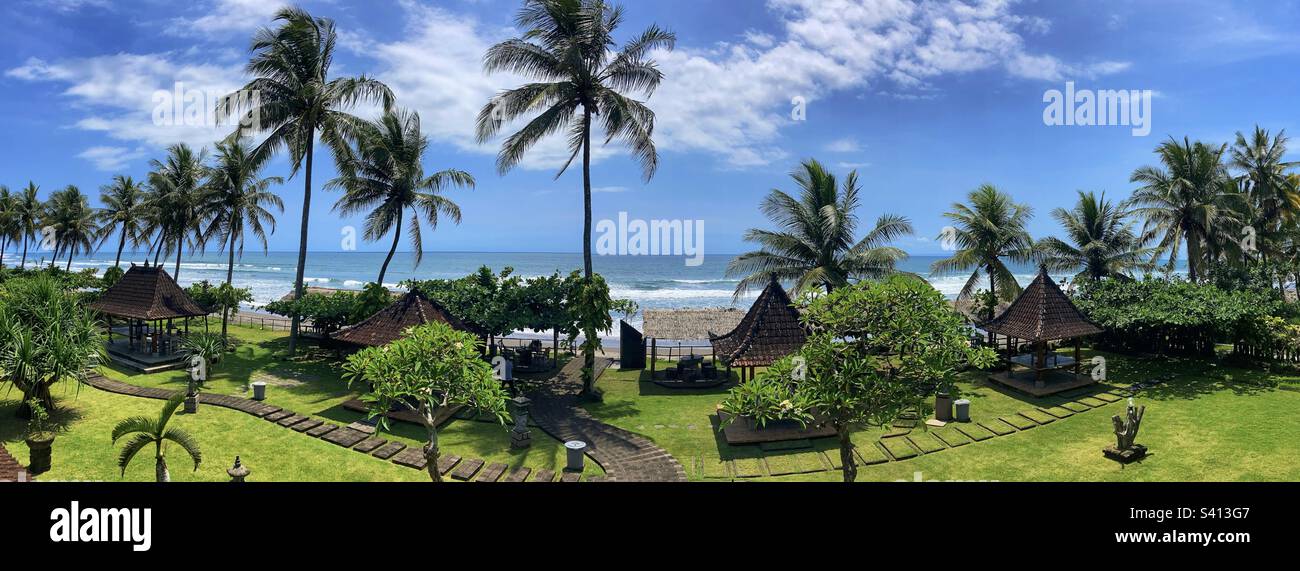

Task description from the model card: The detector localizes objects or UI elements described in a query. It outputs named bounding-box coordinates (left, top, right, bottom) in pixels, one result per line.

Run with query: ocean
left=6, top=249, right=1187, bottom=334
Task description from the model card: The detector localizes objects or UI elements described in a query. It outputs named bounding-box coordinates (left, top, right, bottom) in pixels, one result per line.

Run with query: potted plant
left=23, top=398, right=54, bottom=474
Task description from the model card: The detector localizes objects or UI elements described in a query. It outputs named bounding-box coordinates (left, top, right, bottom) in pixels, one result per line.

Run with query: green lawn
left=4, top=323, right=602, bottom=481
left=587, top=353, right=1300, bottom=482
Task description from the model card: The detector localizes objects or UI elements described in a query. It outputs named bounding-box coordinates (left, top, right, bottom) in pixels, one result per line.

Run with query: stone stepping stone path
left=1060, top=402, right=1092, bottom=413
left=1018, top=410, right=1057, bottom=425
left=476, top=462, right=508, bottom=482
left=371, top=441, right=406, bottom=460
left=1038, top=406, right=1074, bottom=419
left=906, top=433, right=947, bottom=454
left=83, top=374, right=580, bottom=482
left=879, top=438, right=919, bottom=460
left=932, top=428, right=972, bottom=447
left=1000, top=415, right=1038, bottom=430
left=980, top=420, right=1018, bottom=436
left=1093, top=392, right=1123, bottom=403
left=955, top=423, right=995, bottom=442
left=1077, top=397, right=1108, bottom=408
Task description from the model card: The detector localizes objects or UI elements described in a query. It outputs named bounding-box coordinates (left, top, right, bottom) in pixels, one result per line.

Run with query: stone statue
left=1104, top=398, right=1147, bottom=463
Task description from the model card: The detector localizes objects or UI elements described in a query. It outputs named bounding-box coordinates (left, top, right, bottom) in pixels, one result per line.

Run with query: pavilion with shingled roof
left=980, top=266, right=1104, bottom=396
left=89, top=263, right=211, bottom=372
left=332, top=290, right=482, bottom=348
left=709, top=276, right=808, bottom=381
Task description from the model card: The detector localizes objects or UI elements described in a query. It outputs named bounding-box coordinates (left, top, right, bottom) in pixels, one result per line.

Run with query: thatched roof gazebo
left=332, top=290, right=481, bottom=347
left=980, top=266, right=1103, bottom=396
left=709, top=277, right=808, bottom=380
left=89, top=263, right=211, bottom=372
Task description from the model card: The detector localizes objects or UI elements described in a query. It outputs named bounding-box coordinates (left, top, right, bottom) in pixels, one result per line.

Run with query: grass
left=588, top=350, right=1300, bottom=482
left=4, top=323, right=601, bottom=481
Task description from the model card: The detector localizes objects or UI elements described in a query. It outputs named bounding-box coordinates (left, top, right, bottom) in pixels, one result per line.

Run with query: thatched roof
left=333, top=290, right=480, bottom=347
left=643, top=308, right=745, bottom=341
left=980, top=266, right=1103, bottom=342
left=710, top=277, right=807, bottom=367
left=89, top=264, right=209, bottom=320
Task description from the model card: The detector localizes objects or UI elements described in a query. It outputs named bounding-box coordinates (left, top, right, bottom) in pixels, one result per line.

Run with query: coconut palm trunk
left=174, top=240, right=183, bottom=280
left=223, top=232, right=237, bottom=341
left=113, top=230, right=127, bottom=268
left=377, top=211, right=402, bottom=286
left=580, top=110, right=597, bottom=387
left=155, top=450, right=170, bottom=483
left=20, top=234, right=28, bottom=268
left=288, top=126, right=315, bottom=357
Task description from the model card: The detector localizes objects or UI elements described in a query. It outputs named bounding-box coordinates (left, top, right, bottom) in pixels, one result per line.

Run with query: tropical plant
left=728, top=159, right=913, bottom=297
left=111, top=393, right=202, bottom=482
left=95, top=175, right=148, bottom=268
left=343, top=322, right=509, bottom=482
left=930, top=184, right=1035, bottom=313
left=146, top=143, right=208, bottom=279
left=264, top=289, right=363, bottom=335
left=477, top=0, right=675, bottom=393
left=1129, top=137, right=1237, bottom=281
left=1230, top=126, right=1299, bottom=233
left=1038, top=190, right=1154, bottom=281
left=0, top=275, right=105, bottom=416
left=568, top=273, right=613, bottom=396
left=221, top=6, right=395, bottom=356
left=201, top=137, right=284, bottom=341
left=24, top=398, right=50, bottom=437
left=720, top=276, right=996, bottom=482
left=180, top=332, right=227, bottom=392
left=0, top=186, right=17, bottom=269
left=329, top=109, right=473, bottom=286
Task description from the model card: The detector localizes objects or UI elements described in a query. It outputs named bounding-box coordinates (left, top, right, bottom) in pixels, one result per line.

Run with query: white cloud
left=78, top=146, right=147, bottom=171
left=824, top=137, right=863, bottom=153
left=167, top=0, right=287, bottom=39
left=592, top=186, right=630, bottom=193
left=29, top=0, right=110, bottom=12
left=6, top=54, right=247, bottom=168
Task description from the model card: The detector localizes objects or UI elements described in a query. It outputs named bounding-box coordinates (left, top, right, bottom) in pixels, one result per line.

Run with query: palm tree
left=0, top=186, right=16, bottom=269
left=329, top=110, right=474, bottom=286
left=727, top=159, right=912, bottom=297
left=1129, top=137, right=1236, bottom=281
left=477, top=0, right=674, bottom=393
left=111, top=393, right=202, bottom=482
left=220, top=6, right=394, bottom=356
left=1038, top=190, right=1154, bottom=281
left=95, top=176, right=148, bottom=269
left=146, top=144, right=207, bottom=280
left=13, top=183, right=42, bottom=269
left=44, top=186, right=99, bottom=271
left=930, top=184, right=1035, bottom=316
left=201, top=137, right=284, bottom=341
left=1231, top=126, right=1299, bottom=231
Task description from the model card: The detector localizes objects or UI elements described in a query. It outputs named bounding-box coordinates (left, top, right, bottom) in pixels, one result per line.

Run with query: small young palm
left=111, top=393, right=202, bottom=482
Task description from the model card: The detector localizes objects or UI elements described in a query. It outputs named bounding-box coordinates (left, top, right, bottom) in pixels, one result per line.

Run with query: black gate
left=619, top=319, right=646, bottom=369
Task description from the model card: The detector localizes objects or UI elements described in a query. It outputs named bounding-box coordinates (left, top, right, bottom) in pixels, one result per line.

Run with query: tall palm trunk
left=65, top=250, right=73, bottom=272
left=155, top=453, right=170, bottom=483
left=174, top=238, right=183, bottom=280
left=113, top=230, right=127, bottom=268
left=376, top=210, right=402, bottom=286
left=986, top=262, right=997, bottom=345
left=288, top=126, right=316, bottom=357
left=223, top=232, right=237, bottom=342
left=580, top=108, right=596, bottom=395
left=20, top=234, right=28, bottom=268
left=1, top=236, right=8, bottom=269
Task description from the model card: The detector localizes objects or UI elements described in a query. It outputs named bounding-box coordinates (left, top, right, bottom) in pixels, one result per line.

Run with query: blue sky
left=1, top=0, right=1297, bottom=255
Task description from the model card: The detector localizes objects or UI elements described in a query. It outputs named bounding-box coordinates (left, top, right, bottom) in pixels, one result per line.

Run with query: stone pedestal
left=510, top=397, right=532, bottom=449
left=1103, top=444, right=1148, bottom=464
left=184, top=394, right=198, bottom=414
left=565, top=441, right=587, bottom=472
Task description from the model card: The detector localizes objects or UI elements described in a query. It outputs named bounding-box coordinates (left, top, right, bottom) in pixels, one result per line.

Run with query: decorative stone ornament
left=227, top=456, right=250, bottom=482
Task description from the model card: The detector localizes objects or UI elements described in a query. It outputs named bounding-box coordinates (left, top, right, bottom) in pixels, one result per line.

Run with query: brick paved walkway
left=0, top=443, right=29, bottom=481
left=527, top=358, right=687, bottom=482
left=83, top=375, right=579, bottom=482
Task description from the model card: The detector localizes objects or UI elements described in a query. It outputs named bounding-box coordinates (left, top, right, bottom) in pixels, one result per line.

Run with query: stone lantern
left=227, top=456, right=250, bottom=482
left=510, top=396, right=532, bottom=449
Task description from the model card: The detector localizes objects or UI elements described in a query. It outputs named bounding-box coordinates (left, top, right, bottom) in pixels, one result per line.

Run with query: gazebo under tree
left=710, top=276, right=808, bottom=381
left=332, top=290, right=482, bottom=348
left=89, top=262, right=211, bottom=372
left=980, top=266, right=1103, bottom=396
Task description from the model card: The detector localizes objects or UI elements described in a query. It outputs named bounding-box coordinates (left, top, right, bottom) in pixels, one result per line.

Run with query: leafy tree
left=721, top=276, right=995, bottom=482
left=729, top=159, right=913, bottom=297
left=329, top=109, right=474, bottom=286
left=0, top=275, right=105, bottom=416
left=222, top=6, right=394, bottom=356
left=264, top=290, right=362, bottom=335
left=95, top=175, right=148, bottom=269
left=111, top=393, right=202, bottom=482
left=930, top=184, right=1034, bottom=324
left=1129, top=137, right=1237, bottom=281
left=101, top=265, right=125, bottom=288
left=478, top=0, right=675, bottom=386
left=568, top=272, right=614, bottom=396
left=348, top=282, right=393, bottom=324
left=1039, top=190, right=1154, bottom=281
left=44, top=185, right=99, bottom=271
left=201, top=137, right=284, bottom=341
left=343, top=322, right=509, bottom=482
left=405, top=266, right=521, bottom=341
